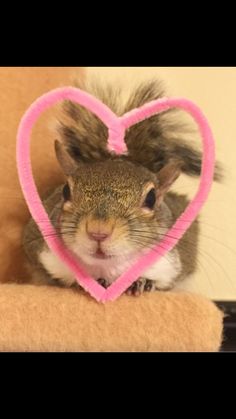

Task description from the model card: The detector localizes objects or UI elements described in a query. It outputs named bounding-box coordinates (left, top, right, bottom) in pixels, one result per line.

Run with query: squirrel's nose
left=87, top=232, right=109, bottom=242
left=86, top=219, right=114, bottom=241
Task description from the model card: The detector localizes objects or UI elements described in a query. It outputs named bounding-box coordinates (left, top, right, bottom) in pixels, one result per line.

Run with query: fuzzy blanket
left=0, top=284, right=223, bottom=351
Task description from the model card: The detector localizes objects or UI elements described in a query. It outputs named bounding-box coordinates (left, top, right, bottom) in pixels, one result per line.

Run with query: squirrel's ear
left=156, top=161, right=181, bottom=205
left=54, top=140, right=78, bottom=176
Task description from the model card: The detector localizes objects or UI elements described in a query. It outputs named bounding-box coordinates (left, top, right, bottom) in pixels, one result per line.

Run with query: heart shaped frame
left=16, top=87, right=215, bottom=302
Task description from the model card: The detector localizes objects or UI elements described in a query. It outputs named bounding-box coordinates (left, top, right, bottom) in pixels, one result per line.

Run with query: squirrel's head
left=55, top=140, right=181, bottom=264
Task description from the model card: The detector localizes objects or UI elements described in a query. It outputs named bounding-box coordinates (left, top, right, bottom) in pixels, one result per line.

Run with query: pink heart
left=16, top=87, right=215, bottom=302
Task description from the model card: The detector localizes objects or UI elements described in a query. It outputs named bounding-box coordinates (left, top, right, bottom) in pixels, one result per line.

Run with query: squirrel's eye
left=143, top=188, right=156, bottom=209
left=62, top=183, right=71, bottom=201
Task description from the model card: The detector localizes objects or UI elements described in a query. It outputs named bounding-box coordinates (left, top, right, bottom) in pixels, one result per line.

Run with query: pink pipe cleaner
left=16, top=87, right=215, bottom=302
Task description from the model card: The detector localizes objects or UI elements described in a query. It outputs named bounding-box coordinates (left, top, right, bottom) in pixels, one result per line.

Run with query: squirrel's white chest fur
left=39, top=247, right=181, bottom=289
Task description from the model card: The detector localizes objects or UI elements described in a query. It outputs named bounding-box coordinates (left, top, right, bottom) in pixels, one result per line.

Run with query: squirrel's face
left=55, top=141, right=181, bottom=264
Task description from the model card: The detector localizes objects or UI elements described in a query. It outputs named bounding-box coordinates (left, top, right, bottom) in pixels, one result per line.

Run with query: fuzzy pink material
left=16, top=87, right=215, bottom=302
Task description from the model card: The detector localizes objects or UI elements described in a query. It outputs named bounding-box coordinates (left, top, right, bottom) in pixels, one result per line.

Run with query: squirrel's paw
left=97, top=278, right=109, bottom=288
left=126, top=278, right=156, bottom=296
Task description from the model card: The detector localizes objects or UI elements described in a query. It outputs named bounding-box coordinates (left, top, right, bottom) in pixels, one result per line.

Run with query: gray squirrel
left=23, top=77, right=221, bottom=295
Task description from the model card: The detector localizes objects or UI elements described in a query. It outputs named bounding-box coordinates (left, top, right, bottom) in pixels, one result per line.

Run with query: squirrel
left=22, top=76, right=222, bottom=296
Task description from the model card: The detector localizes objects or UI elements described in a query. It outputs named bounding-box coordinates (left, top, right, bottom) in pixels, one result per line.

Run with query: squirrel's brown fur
left=22, top=76, right=221, bottom=294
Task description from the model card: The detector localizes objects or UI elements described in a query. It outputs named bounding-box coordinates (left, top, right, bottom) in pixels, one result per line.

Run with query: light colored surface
left=0, top=284, right=223, bottom=352
left=87, top=67, right=236, bottom=301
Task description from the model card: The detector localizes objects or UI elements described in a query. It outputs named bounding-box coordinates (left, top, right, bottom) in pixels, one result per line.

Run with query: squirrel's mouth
left=92, top=249, right=112, bottom=260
